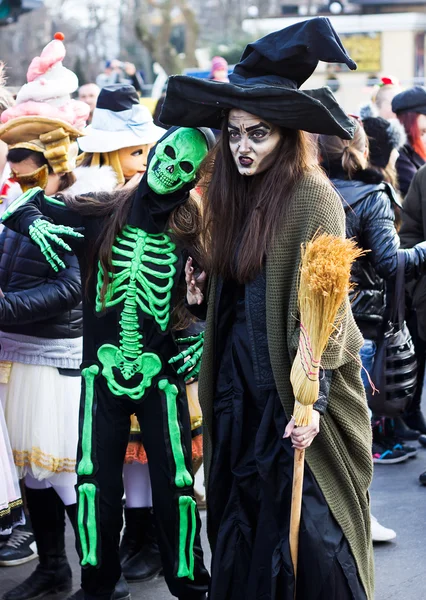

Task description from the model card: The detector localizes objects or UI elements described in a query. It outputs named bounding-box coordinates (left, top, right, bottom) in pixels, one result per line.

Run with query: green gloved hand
left=29, top=218, right=84, bottom=272
left=169, top=332, right=204, bottom=382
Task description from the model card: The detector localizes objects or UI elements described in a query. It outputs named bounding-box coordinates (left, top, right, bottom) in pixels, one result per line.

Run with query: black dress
left=207, top=279, right=367, bottom=600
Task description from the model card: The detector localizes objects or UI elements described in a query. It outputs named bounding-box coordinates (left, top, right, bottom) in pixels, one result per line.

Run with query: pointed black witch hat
left=160, top=17, right=357, bottom=139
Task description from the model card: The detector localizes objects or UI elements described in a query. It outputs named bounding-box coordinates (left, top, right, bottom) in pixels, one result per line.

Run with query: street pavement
left=1, top=439, right=425, bottom=599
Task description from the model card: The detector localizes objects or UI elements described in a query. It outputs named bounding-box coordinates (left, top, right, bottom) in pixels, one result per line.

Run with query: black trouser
left=76, top=370, right=209, bottom=599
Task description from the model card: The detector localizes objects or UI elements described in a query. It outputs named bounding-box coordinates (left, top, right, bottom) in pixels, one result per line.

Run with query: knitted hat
left=210, top=56, right=228, bottom=75
left=361, top=107, right=407, bottom=168
left=161, top=18, right=357, bottom=139
left=392, top=86, right=426, bottom=116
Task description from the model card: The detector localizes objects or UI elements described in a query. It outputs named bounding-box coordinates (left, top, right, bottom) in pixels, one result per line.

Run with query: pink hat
left=210, top=56, right=228, bottom=74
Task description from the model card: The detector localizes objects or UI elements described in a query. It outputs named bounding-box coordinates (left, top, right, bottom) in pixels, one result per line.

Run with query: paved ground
left=1, top=433, right=425, bottom=599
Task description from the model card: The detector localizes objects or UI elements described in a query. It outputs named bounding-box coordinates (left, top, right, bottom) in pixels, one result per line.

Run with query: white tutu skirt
left=0, top=403, right=24, bottom=534
left=1, top=362, right=81, bottom=486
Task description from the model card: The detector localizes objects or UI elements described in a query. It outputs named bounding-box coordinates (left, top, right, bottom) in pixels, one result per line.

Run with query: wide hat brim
left=0, top=116, right=84, bottom=144
left=160, top=76, right=356, bottom=140
left=78, top=122, right=165, bottom=153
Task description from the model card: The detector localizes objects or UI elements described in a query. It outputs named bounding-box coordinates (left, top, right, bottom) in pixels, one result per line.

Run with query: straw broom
left=288, top=233, right=364, bottom=586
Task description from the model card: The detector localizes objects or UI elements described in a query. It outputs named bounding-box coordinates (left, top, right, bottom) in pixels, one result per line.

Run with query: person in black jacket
left=0, top=146, right=83, bottom=600
left=392, top=87, right=426, bottom=196
left=319, top=120, right=426, bottom=351
left=399, top=163, right=426, bottom=483
left=319, top=118, right=426, bottom=534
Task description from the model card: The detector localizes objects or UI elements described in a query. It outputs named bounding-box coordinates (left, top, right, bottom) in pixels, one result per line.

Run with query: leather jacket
left=396, top=143, right=425, bottom=197
left=330, top=168, right=426, bottom=340
left=0, top=228, right=82, bottom=339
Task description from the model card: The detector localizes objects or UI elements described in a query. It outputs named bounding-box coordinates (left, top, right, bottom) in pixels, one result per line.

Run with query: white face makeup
left=228, top=109, right=282, bottom=176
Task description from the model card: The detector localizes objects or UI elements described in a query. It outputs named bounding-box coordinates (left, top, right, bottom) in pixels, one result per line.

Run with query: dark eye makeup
left=250, top=129, right=268, bottom=139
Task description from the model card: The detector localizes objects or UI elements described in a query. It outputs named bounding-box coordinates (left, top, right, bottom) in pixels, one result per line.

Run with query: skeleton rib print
left=96, top=225, right=178, bottom=331
left=95, top=225, right=179, bottom=400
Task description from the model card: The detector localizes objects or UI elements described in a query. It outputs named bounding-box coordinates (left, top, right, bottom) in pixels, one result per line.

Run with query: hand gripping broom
left=288, top=233, right=364, bottom=588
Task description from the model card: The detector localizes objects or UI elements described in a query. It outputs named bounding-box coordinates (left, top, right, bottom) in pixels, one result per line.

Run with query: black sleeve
left=1, top=189, right=85, bottom=253
left=0, top=253, right=81, bottom=326
left=313, top=369, right=332, bottom=415
left=397, top=152, right=417, bottom=197
left=185, top=299, right=207, bottom=321
left=130, top=72, right=144, bottom=93
left=361, top=189, right=426, bottom=281
left=400, top=170, right=425, bottom=249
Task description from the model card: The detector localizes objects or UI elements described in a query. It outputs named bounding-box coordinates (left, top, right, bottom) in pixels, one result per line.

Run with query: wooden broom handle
left=289, top=447, right=305, bottom=584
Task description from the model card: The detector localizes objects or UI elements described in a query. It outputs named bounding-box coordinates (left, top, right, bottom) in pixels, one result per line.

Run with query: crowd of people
left=0, top=16, right=425, bottom=600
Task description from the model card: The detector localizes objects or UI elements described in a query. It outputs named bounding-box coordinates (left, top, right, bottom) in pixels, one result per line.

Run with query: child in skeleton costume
left=2, top=125, right=214, bottom=600
left=0, top=34, right=128, bottom=600
left=160, top=18, right=374, bottom=600
left=77, top=85, right=204, bottom=582
left=77, top=87, right=164, bottom=566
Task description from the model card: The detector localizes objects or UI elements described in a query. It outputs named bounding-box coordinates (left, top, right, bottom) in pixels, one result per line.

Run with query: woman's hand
left=283, top=409, right=320, bottom=450
left=185, top=257, right=206, bottom=306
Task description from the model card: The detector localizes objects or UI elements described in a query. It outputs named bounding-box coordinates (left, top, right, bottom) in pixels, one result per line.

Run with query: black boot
left=68, top=504, right=129, bottom=600
left=392, top=416, right=420, bottom=441
left=120, top=508, right=163, bottom=582
left=64, top=503, right=77, bottom=535
left=66, top=575, right=130, bottom=600
left=403, top=409, right=426, bottom=435
left=3, top=487, right=72, bottom=600
left=112, top=575, right=130, bottom=600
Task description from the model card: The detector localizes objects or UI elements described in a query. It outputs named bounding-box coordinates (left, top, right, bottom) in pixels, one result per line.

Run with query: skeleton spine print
left=95, top=225, right=178, bottom=401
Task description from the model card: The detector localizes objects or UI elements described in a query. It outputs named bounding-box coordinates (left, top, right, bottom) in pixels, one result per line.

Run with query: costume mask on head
left=128, top=126, right=214, bottom=233
left=77, top=85, right=165, bottom=185
left=117, top=143, right=154, bottom=179
left=147, top=128, right=207, bottom=195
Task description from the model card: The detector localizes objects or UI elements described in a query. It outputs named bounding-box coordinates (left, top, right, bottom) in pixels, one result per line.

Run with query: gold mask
left=12, top=164, right=49, bottom=192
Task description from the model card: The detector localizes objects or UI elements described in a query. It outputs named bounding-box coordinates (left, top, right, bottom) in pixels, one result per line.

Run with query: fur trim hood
left=360, top=103, right=378, bottom=120
left=386, top=118, right=407, bottom=150
left=64, top=165, right=118, bottom=197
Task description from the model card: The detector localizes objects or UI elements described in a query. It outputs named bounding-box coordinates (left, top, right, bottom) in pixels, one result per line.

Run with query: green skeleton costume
left=1, top=126, right=214, bottom=600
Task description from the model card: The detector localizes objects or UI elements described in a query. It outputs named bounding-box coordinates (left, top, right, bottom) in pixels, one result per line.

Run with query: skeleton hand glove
left=28, top=218, right=84, bottom=272
left=169, top=332, right=204, bottom=382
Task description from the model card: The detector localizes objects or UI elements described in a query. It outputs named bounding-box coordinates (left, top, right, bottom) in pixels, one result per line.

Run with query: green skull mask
left=147, top=128, right=208, bottom=195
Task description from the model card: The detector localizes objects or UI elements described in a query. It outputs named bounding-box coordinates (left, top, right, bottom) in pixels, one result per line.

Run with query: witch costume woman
left=1, top=125, right=215, bottom=600
left=159, top=17, right=374, bottom=600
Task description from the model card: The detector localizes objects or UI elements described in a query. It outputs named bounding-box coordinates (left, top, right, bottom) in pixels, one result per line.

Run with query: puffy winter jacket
left=0, top=228, right=82, bottom=339
left=396, top=143, right=425, bottom=197
left=331, top=168, right=426, bottom=340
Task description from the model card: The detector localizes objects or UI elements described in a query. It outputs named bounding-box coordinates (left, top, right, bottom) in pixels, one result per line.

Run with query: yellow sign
left=340, top=33, right=382, bottom=72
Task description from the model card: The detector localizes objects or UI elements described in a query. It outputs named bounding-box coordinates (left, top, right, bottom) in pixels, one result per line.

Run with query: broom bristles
left=290, top=234, right=365, bottom=426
